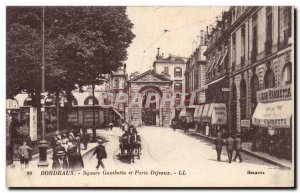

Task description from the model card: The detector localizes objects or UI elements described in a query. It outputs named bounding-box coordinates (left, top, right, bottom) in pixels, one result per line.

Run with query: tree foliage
left=7, top=6, right=135, bottom=101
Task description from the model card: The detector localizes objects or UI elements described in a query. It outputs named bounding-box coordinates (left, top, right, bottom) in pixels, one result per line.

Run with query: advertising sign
left=29, top=107, right=37, bottom=141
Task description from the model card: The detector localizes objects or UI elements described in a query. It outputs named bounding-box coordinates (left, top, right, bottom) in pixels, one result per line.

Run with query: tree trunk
left=55, top=90, right=60, bottom=134
left=92, top=83, right=96, bottom=142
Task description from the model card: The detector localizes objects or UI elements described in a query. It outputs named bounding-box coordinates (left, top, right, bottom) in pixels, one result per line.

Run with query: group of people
left=51, top=130, right=89, bottom=171
left=214, top=133, right=243, bottom=163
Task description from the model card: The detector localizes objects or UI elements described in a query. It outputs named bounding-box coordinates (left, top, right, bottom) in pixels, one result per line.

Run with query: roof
left=128, top=70, right=172, bottom=82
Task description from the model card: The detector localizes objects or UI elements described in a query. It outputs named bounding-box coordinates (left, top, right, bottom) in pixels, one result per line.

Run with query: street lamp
left=37, top=6, right=49, bottom=167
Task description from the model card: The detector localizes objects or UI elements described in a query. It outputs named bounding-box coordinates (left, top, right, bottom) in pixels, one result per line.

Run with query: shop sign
left=257, top=85, right=292, bottom=103
left=84, top=111, right=99, bottom=126
left=222, top=88, right=230, bottom=92
left=241, top=119, right=251, bottom=127
left=29, top=107, right=38, bottom=141
left=211, top=103, right=227, bottom=125
left=68, top=112, right=78, bottom=123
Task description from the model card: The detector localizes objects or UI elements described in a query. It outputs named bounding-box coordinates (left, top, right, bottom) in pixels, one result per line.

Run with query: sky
left=125, top=6, right=229, bottom=75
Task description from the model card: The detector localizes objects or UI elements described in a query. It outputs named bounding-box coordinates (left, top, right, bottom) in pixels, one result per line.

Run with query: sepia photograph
left=5, top=5, right=295, bottom=188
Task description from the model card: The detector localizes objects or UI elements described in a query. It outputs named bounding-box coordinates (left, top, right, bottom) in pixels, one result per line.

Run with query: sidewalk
left=190, top=130, right=292, bottom=169
left=9, top=142, right=98, bottom=170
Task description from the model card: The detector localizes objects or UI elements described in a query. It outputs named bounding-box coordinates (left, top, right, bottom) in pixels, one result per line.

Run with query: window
left=174, top=67, right=182, bottom=77
left=174, top=83, right=182, bottom=93
left=232, top=34, right=236, bottom=61
left=265, top=7, right=273, bottom=55
left=264, top=69, right=275, bottom=89
left=194, top=69, right=199, bottom=89
left=114, top=78, right=120, bottom=89
left=279, top=7, right=292, bottom=48
left=282, top=62, right=292, bottom=84
left=252, top=14, right=258, bottom=58
left=241, top=25, right=246, bottom=58
left=84, top=96, right=99, bottom=105
left=164, top=66, right=169, bottom=75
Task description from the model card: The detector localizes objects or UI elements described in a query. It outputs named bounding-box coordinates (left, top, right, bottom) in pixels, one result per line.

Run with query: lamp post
left=38, top=6, right=49, bottom=167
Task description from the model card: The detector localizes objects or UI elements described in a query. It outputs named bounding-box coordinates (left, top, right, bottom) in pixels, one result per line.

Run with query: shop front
left=252, top=85, right=293, bottom=160
left=199, top=103, right=227, bottom=137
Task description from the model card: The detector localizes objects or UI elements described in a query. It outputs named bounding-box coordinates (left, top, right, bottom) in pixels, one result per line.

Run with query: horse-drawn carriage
left=118, top=129, right=141, bottom=164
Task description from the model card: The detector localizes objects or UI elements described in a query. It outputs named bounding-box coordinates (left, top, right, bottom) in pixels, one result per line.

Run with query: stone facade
left=127, top=70, right=173, bottom=127
left=228, top=6, right=293, bottom=132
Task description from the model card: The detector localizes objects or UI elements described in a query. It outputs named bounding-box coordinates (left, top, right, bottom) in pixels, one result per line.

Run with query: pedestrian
left=226, top=134, right=235, bottom=163
left=91, top=139, right=107, bottom=169
left=214, top=133, right=223, bottom=161
left=50, top=133, right=58, bottom=159
left=233, top=133, right=243, bottom=163
left=18, top=141, right=33, bottom=169
left=171, top=117, right=177, bottom=131
left=68, top=132, right=75, bottom=144
left=52, top=151, right=68, bottom=170
left=183, top=118, right=188, bottom=133
left=53, top=141, right=66, bottom=160
left=81, top=131, right=89, bottom=150
left=109, top=122, right=113, bottom=131
left=61, top=134, right=69, bottom=152
left=74, top=133, right=81, bottom=153
left=68, top=145, right=84, bottom=171
left=205, top=124, right=210, bottom=136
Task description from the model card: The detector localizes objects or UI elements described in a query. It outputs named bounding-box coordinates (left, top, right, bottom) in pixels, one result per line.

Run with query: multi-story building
left=228, top=6, right=293, bottom=159
left=153, top=49, right=186, bottom=118
left=109, top=64, right=128, bottom=119
left=6, top=65, right=128, bottom=136
left=185, top=31, right=207, bottom=125
left=200, top=10, right=232, bottom=136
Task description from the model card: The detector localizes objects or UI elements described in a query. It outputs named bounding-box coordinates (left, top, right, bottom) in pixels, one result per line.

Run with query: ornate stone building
left=126, top=70, right=173, bottom=127
left=228, top=6, right=293, bottom=134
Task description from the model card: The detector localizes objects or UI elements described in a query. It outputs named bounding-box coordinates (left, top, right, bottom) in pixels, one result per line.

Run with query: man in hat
left=214, top=133, right=223, bottom=161
left=53, top=141, right=66, bottom=160
left=233, top=133, right=243, bottom=163
left=52, top=151, right=68, bottom=170
left=92, top=139, right=107, bottom=169
left=226, top=134, right=235, bottom=163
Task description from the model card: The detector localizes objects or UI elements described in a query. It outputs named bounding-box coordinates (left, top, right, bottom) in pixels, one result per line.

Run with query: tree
left=7, top=6, right=135, bottom=139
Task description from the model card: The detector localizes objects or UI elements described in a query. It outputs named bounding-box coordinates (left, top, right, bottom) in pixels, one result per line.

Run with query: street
left=7, top=126, right=293, bottom=187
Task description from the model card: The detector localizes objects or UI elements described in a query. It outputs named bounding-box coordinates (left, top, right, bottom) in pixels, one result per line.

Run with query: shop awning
left=194, top=105, right=204, bottom=121
left=203, top=75, right=227, bottom=88
left=252, top=100, right=293, bottom=128
left=201, top=103, right=227, bottom=125
left=200, top=104, right=211, bottom=122
left=179, top=108, right=186, bottom=117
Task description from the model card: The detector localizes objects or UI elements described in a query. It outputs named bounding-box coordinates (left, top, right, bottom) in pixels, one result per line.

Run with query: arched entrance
left=139, top=86, right=162, bottom=126
left=230, top=82, right=237, bottom=133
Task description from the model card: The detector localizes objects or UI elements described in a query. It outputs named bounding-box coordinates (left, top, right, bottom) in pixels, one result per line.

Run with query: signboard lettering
left=257, top=85, right=292, bottom=103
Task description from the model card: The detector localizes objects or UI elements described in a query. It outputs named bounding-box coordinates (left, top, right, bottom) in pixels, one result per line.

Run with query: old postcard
left=6, top=6, right=294, bottom=187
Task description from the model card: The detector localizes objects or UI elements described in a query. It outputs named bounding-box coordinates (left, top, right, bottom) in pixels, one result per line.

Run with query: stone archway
left=139, top=86, right=162, bottom=126
left=127, top=70, right=173, bottom=127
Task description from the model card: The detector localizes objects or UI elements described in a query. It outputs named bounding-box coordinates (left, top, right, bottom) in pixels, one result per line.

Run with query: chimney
left=162, top=53, right=164, bottom=58
left=156, top=47, right=160, bottom=59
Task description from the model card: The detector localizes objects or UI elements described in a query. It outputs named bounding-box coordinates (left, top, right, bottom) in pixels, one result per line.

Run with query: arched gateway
left=127, top=70, right=173, bottom=127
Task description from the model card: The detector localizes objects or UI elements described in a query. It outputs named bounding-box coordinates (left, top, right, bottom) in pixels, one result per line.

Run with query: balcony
left=240, top=55, right=245, bottom=67
left=251, top=49, right=257, bottom=63
left=265, top=40, right=272, bottom=56
left=279, top=28, right=291, bottom=50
